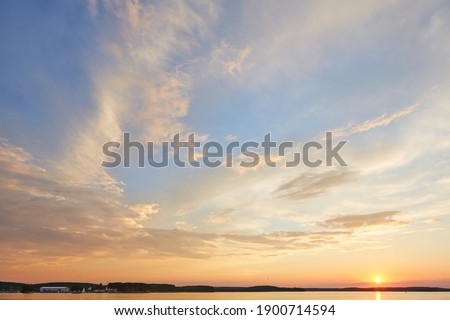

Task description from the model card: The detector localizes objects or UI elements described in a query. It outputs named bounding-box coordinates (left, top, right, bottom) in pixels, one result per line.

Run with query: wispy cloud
left=224, top=134, right=237, bottom=141
left=319, top=211, right=409, bottom=229
left=211, top=40, right=254, bottom=76
left=128, top=203, right=159, bottom=221
left=207, top=208, right=235, bottom=224
left=332, top=103, right=419, bottom=138
left=223, top=231, right=351, bottom=252
left=274, top=169, right=358, bottom=200
left=0, top=141, right=355, bottom=264
left=59, top=0, right=220, bottom=193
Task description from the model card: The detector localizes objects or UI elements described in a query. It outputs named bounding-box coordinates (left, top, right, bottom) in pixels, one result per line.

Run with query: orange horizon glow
left=2, top=258, right=449, bottom=288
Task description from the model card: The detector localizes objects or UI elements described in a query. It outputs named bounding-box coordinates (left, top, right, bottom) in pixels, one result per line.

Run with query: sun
left=374, top=277, right=382, bottom=284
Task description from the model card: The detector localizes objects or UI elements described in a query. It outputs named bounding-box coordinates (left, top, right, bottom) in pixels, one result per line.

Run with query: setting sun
left=375, top=277, right=382, bottom=284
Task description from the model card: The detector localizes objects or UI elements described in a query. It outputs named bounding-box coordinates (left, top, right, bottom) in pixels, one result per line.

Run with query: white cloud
left=129, top=203, right=159, bottom=221
left=211, top=40, right=254, bottom=76
left=59, top=0, right=220, bottom=193
left=331, top=103, right=419, bottom=138
left=207, top=208, right=234, bottom=224
left=224, top=134, right=237, bottom=141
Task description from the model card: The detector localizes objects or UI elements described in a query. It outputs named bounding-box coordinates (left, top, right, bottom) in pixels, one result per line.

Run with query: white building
left=39, top=287, right=70, bottom=293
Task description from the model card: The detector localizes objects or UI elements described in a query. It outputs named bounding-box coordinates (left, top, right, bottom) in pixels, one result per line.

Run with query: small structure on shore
left=40, top=286, right=70, bottom=293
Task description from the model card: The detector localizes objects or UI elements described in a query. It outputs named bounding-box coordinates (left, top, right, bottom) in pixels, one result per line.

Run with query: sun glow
left=375, top=277, right=382, bottom=284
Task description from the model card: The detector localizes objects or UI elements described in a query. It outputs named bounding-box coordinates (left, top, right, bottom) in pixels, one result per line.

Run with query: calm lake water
left=1, top=292, right=449, bottom=300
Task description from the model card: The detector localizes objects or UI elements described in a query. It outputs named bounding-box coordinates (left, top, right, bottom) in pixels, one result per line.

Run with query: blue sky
left=1, top=0, right=449, bottom=286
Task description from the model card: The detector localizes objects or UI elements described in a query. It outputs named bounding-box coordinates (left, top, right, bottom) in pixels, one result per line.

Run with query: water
left=1, top=292, right=449, bottom=300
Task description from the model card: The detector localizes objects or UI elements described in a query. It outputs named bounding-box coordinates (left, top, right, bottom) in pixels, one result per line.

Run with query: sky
left=0, top=0, right=449, bottom=287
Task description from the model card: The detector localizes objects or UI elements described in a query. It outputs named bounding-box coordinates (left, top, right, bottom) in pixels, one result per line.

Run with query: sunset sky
left=1, top=0, right=449, bottom=287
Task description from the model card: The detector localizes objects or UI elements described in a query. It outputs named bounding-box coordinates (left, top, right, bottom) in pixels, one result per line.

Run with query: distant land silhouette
left=1, top=281, right=450, bottom=293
